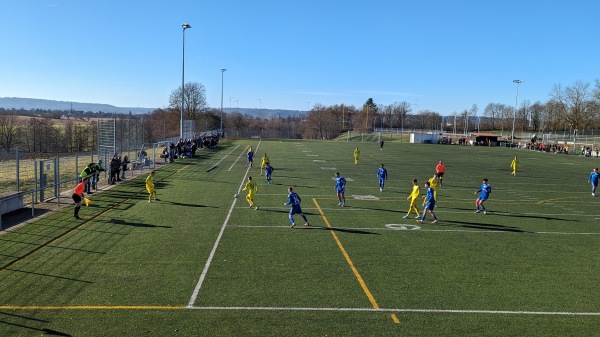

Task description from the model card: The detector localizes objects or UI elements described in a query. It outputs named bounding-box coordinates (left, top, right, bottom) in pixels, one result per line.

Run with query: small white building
left=410, top=132, right=439, bottom=144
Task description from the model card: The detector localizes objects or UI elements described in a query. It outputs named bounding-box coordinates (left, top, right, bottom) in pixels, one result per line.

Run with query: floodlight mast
left=180, top=23, right=191, bottom=140
left=511, top=79, right=524, bottom=144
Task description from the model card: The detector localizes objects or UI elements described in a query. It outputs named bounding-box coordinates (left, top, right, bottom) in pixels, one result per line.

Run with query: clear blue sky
left=1, top=0, right=599, bottom=115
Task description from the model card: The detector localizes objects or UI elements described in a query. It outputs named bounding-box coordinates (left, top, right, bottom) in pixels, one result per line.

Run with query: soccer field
left=1, top=139, right=599, bottom=336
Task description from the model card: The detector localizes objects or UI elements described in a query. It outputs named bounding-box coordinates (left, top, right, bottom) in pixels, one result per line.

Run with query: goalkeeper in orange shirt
left=72, top=177, right=88, bottom=220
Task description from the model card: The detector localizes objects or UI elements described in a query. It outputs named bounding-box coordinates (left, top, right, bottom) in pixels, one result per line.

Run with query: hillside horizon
left=0, top=97, right=307, bottom=117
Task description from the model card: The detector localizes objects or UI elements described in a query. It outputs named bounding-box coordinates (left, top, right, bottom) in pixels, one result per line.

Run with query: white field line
left=187, top=305, right=600, bottom=316
left=206, top=144, right=240, bottom=172
left=227, top=224, right=600, bottom=235
left=187, top=141, right=261, bottom=307
left=228, top=145, right=249, bottom=171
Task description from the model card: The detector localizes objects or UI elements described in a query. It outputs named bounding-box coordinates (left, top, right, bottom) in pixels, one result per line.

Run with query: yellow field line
left=312, top=198, right=399, bottom=324
left=0, top=305, right=184, bottom=310
left=537, top=196, right=580, bottom=205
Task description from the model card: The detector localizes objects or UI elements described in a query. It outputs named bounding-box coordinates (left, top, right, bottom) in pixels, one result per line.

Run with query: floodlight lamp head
left=182, top=23, right=191, bottom=29
left=513, top=79, right=524, bottom=84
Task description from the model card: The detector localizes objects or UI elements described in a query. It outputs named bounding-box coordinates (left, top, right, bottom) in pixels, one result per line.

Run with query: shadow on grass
left=351, top=205, right=404, bottom=213
left=447, top=207, right=578, bottom=222
left=9, top=269, right=93, bottom=284
left=109, top=218, right=172, bottom=228
left=48, top=245, right=106, bottom=255
left=0, top=311, right=48, bottom=322
left=162, top=201, right=218, bottom=209
left=492, top=212, right=579, bottom=222
left=0, top=319, right=71, bottom=336
left=439, top=220, right=528, bottom=233
left=299, top=226, right=380, bottom=235
left=251, top=208, right=289, bottom=214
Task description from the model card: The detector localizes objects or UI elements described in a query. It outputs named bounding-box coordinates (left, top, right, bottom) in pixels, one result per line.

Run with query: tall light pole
left=220, top=68, right=227, bottom=133
left=180, top=23, right=191, bottom=140
left=511, top=79, right=524, bottom=143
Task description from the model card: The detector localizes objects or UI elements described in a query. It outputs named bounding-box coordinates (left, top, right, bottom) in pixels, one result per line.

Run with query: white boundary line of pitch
left=227, top=144, right=248, bottom=171
left=187, top=305, right=600, bottom=316
left=205, top=144, right=241, bottom=172
left=187, top=140, right=261, bottom=308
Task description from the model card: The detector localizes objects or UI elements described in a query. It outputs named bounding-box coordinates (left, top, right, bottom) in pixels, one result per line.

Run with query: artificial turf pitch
left=0, top=138, right=599, bottom=336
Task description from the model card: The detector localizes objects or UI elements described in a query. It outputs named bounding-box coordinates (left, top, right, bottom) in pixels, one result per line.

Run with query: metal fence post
left=34, top=160, right=38, bottom=204
left=16, top=147, right=20, bottom=191
left=31, top=190, right=35, bottom=218
left=75, top=151, right=79, bottom=182
left=55, top=157, right=60, bottom=206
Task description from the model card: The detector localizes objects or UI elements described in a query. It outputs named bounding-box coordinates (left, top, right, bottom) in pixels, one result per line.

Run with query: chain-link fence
left=1, top=119, right=220, bottom=229
left=0, top=143, right=164, bottom=229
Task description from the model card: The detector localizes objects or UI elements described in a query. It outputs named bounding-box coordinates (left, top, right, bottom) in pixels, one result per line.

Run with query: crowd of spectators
left=161, top=132, right=223, bottom=162
left=523, top=136, right=599, bottom=157
left=108, top=153, right=130, bottom=185
left=80, top=132, right=224, bottom=190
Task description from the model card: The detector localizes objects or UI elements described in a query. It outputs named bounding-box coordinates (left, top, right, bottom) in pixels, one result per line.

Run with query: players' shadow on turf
left=439, top=220, right=528, bottom=233
left=163, top=201, right=218, bottom=208
left=109, top=218, right=172, bottom=228
left=492, top=212, right=579, bottom=222
left=352, top=206, right=404, bottom=213
left=301, top=226, right=380, bottom=235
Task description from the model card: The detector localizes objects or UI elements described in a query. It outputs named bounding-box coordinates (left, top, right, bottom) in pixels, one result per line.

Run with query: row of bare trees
left=0, top=114, right=98, bottom=154
left=0, top=112, right=151, bottom=156
left=1, top=79, right=599, bottom=153
left=215, top=80, right=600, bottom=140
left=482, top=80, right=600, bottom=135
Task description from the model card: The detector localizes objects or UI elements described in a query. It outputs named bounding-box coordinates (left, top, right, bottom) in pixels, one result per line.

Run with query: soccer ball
left=234, top=194, right=238, bottom=198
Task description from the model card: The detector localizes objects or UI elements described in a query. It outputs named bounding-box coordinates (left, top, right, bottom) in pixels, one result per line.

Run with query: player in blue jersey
left=474, top=178, right=491, bottom=214
left=284, top=187, right=310, bottom=228
left=264, top=162, right=274, bottom=184
left=377, top=164, right=388, bottom=192
left=335, top=172, right=347, bottom=206
left=246, top=148, right=254, bottom=167
left=417, top=181, right=438, bottom=224
left=589, top=168, right=599, bottom=196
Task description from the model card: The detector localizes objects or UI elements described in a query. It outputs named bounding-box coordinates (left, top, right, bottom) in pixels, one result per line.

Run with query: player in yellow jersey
left=260, top=153, right=269, bottom=176
left=403, top=179, right=420, bottom=219
left=353, top=147, right=360, bottom=165
left=146, top=171, right=157, bottom=202
left=427, top=173, right=439, bottom=201
left=243, top=176, right=259, bottom=210
left=510, top=156, right=519, bottom=176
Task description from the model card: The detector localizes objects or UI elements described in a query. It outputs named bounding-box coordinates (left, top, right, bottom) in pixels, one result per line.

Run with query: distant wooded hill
left=0, top=97, right=306, bottom=117
left=0, top=97, right=155, bottom=114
